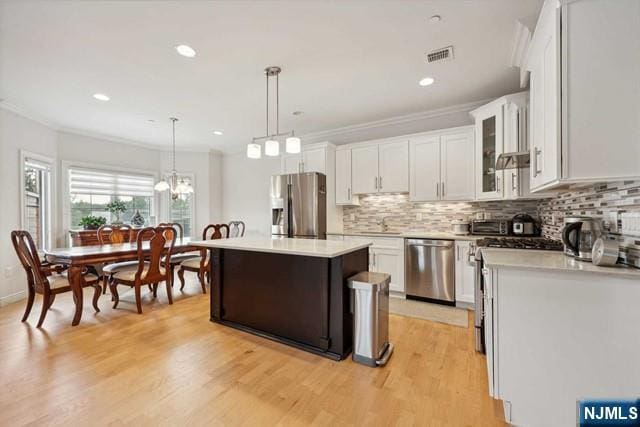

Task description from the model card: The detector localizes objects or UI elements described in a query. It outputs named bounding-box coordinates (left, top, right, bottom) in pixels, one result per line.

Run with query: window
left=68, top=167, right=155, bottom=229
left=22, top=155, right=53, bottom=251
left=168, top=175, right=194, bottom=237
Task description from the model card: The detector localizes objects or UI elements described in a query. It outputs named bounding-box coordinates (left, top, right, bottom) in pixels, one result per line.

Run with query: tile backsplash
left=343, top=180, right=640, bottom=268
left=343, top=193, right=540, bottom=233
left=537, top=180, right=640, bottom=268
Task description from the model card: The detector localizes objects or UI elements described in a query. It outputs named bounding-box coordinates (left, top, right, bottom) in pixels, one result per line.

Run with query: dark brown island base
left=191, top=237, right=371, bottom=360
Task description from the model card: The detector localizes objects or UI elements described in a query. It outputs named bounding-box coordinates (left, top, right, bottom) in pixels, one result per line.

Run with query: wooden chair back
left=97, top=224, right=133, bottom=245
left=133, top=226, right=176, bottom=284
left=203, top=224, right=230, bottom=240
left=10, top=231, right=48, bottom=290
left=228, top=221, right=245, bottom=238
left=158, top=222, right=184, bottom=240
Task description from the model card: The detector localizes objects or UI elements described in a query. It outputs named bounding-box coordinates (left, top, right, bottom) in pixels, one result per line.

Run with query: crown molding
left=299, top=98, right=492, bottom=141
left=0, top=100, right=59, bottom=130
left=1, top=100, right=212, bottom=153
left=56, top=126, right=212, bottom=153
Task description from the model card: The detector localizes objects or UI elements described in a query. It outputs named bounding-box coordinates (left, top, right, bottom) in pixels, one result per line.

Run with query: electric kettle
left=561, top=217, right=603, bottom=261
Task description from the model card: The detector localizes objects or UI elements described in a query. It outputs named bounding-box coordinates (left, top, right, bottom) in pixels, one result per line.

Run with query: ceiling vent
left=426, top=46, right=454, bottom=63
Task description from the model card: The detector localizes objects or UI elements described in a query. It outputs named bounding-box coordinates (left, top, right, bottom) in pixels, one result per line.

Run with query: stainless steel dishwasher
left=405, top=239, right=455, bottom=305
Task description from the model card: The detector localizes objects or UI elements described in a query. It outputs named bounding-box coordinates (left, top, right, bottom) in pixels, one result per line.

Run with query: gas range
left=476, top=237, right=564, bottom=251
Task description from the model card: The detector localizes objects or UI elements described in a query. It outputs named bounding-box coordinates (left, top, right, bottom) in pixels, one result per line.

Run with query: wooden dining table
left=44, top=237, right=198, bottom=326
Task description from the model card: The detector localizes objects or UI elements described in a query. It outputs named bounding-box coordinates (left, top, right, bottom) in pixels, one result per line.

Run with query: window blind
left=69, top=167, right=154, bottom=197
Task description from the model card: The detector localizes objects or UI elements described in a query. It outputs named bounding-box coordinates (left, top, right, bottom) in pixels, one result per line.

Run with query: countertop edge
left=190, top=240, right=372, bottom=258
left=481, top=248, right=640, bottom=279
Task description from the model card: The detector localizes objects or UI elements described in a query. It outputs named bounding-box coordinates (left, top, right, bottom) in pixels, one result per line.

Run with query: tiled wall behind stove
left=537, top=180, right=640, bottom=268
left=342, top=194, right=541, bottom=233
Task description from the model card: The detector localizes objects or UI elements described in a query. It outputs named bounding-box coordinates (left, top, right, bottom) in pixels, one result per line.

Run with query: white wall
left=0, top=109, right=58, bottom=303
left=221, top=152, right=280, bottom=236
left=0, top=108, right=221, bottom=303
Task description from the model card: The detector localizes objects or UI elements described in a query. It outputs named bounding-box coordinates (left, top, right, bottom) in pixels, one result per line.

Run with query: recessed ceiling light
left=213, top=130, right=223, bottom=136
left=93, top=93, right=110, bottom=101
left=419, top=77, right=435, bottom=86
left=175, top=44, right=196, bottom=58
left=292, top=111, right=304, bottom=116
left=148, top=119, right=155, bottom=123
left=430, top=15, right=441, bottom=23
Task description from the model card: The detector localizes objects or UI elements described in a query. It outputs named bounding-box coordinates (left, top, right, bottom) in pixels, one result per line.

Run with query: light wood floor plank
left=0, top=277, right=504, bottom=426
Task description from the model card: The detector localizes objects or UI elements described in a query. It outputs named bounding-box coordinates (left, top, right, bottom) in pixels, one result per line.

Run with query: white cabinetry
left=409, top=127, right=474, bottom=202
left=470, top=92, right=531, bottom=200
left=281, top=145, right=327, bottom=174
left=343, top=235, right=405, bottom=293
left=334, top=149, right=359, bottom=205
left=527, top=0, right=640, bottom=191
left=351, top=140, right=408, bottom=195
left=454, top=241, right=475, bottom=307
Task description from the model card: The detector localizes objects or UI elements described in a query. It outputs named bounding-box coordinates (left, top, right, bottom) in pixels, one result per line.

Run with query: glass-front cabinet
left=472, top=103, right=504, bottom=200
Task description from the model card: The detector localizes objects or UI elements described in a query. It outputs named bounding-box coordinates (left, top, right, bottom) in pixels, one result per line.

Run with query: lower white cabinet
left=343, top=235, right=405, bottom=293
left=454, top=241, right=475, bottom=306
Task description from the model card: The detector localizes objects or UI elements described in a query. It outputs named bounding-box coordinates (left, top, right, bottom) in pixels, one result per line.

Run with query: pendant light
left=154, top=118, right=194, bottom=200
left=248, top=66, right=301, bottom=158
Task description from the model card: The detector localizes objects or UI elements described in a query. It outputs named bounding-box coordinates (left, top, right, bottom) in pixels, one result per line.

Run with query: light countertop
left=190, top=236, right=371, bottom=258
left=481, top=248, right=640, bottom=278
left=327, top=231, right=482, bottom=241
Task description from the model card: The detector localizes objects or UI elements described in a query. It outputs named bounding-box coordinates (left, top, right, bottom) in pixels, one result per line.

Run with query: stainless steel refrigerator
left=271, top=172, right=326, bottom=239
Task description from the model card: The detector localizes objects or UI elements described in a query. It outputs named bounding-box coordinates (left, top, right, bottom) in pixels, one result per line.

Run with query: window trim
left=62, top=160, right=159, bottom=244
left=161, top=171, right=196, bottom=238
left=20, top=150, right=55, bottom=250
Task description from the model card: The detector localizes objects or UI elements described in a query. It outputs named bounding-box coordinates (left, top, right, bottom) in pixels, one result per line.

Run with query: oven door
left=474, top=247, right=485, bottom=353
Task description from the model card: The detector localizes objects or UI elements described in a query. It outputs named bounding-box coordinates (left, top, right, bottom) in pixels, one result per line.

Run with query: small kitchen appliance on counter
left=561, top=216, right=603, bottom=261
left=470, top=219, right=511, bottom=236
left=511, top=213, right=539, bottom=236
left=451, top=219, right=470, bottom=235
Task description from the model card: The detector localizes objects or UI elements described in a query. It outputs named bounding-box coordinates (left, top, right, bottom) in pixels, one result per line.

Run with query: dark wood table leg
left=68, top=265, right=84, bottom=326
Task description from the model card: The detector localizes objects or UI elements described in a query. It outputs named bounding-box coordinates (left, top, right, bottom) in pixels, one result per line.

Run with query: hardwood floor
left=0, top=277, right=504, bottom=426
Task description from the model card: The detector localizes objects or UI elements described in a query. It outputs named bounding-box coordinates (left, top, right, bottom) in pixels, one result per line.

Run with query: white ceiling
left=0, top=0, right=542, bottom=152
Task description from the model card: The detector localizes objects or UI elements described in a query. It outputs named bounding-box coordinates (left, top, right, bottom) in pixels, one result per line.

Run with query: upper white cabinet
left=335, top=149, right=359, bottom=205
left=378, top=141, right=409, bottom=193
left=351, top=140, right=409, bottom=194
left=351, top=145, right=379, bottom=194
left=526, top=0, right=640, bottom=191
left=409, top=127, right=474, bottom=202
left=470, top=92, right=531, bottom=201
left=281, top=146, right=326, bottom=174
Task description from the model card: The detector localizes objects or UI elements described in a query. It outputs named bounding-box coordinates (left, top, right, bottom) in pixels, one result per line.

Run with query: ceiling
left=0, top=0, right=542, bottom=152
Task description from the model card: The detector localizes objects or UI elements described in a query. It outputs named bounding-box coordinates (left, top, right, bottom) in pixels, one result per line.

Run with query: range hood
left=495, top=151, right=530, bottom=170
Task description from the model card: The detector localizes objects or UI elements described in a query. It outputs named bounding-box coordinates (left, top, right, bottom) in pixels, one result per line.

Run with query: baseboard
left=0, top=290, right=26, bottom=307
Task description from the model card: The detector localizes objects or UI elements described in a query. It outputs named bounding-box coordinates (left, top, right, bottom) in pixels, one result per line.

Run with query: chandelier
left=247, top=66, right=301, bottom=159
left=154, top=117, right=194, bottom=200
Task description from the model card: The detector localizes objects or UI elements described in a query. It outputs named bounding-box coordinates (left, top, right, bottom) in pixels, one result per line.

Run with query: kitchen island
left=191, top=237, right=371, bottom=360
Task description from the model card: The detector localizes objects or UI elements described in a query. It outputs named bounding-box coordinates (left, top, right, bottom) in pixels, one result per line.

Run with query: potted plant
left=106, top=199, right=127, bottom=224
left=79, top=215, right=107, bottom=230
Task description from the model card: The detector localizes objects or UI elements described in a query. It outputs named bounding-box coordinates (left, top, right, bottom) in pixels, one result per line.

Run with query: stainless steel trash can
left=347, top=271, right=394, bottom=367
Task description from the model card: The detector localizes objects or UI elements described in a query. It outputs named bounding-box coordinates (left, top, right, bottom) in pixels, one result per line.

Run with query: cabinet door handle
left=374, top=176, right=378, bottom=190
left=496, top=175, right=501, bottom=192
left=534, top=148, right=542, bottom=176
left=301, top=162, right=305, bottom=172
left=456, top=246, right=460, bottom=261
left=512, top=172, right=517, bottom=193
left=379, top=176, right=383, bottom=190
left=436, top=182, right=440, bottom=198
left=348, top=188, right=351, bottom=200
left=442, top=182, right=445, bottom=197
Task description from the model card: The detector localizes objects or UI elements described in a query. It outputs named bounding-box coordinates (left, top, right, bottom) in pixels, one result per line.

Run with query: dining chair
left=177, top=223, right=229, bottom=294
left=97, top=224, right=134, bottom=294
left=158, top=222, right=198, bottom=287
left=109, top=225, right=176, bottom=314
left=11, top=230, right=100, bottom=327
left=228, top=220, right=246, bottom=238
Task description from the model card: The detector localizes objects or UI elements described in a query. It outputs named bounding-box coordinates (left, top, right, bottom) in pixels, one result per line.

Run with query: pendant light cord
left=276, top=72, right=279, bottom=135
left=266, top=71, right=269, bottom=136
left=171, top=118, right=177, bottom=171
